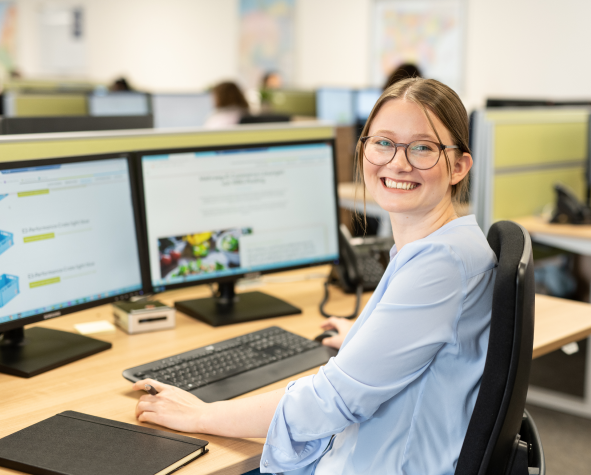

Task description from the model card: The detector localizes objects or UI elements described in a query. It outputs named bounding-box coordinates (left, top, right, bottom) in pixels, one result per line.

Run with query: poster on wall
left=239, top=0, right=294, bottom=88
left=372, top=0, right=465, bottom=92
left=0, top=1, right=17, bottom=74
left=38, top=5, right=86, bottom=76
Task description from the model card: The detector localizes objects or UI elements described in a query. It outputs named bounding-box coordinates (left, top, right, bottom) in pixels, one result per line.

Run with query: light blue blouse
left=260, top=215, right=497, bottom=475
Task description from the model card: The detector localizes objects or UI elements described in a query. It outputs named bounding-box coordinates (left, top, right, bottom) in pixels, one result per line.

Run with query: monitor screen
left=139, top=141, right=340, bottom=292
left=0, top=155, right=145, bottom=329
left=152, top=93, right=214, bottom=129
left=355, top=88, right=382, bottom=121
left=316, top=88, right=355, bottom=125
left=88, top=92, right=150, bottom=116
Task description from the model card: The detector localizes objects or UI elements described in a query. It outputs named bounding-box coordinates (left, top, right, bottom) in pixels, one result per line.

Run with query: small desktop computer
left=0, top=154, right=147, bottom=377
left=316, top=88, right=355, bottom=125
left=136, top=139, right=341, bottom=326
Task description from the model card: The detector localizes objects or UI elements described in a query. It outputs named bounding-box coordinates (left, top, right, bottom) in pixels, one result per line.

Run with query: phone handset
left=319, top=225, right=363, bottom=319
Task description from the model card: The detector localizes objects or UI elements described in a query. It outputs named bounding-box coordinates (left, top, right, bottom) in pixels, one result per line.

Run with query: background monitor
left=151, top=93, right=214, bottom=129
left=355, top=88, right=382, bottom=121
left=88, top=92, right=150, bottom=116
left=316, top=88, right=355, bottom=125
left=137, top=140, right=340, bottom=326
left=0, top=154, right=147, bottom=376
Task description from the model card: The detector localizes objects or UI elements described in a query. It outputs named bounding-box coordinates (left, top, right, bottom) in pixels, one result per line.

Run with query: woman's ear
left=450, top=152, right=472, bottom=185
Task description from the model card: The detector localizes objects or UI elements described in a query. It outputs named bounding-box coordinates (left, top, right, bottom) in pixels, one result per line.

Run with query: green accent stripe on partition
left=486, top=109, right=590, bottom=124
left=23, top=233, right=55, bottom=243
left=494, top=122, right=587, bottom=168
left=0, top=126, right=334, bottom=163
left=17, top=189, right=49, bottom=197
left=493, top=167, right=586, bottom=221
left=29, top=277, right=61, bottom=289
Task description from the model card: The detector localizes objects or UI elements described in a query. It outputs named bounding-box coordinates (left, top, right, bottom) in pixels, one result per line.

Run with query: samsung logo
left=44, top=311, right=61, bottom=319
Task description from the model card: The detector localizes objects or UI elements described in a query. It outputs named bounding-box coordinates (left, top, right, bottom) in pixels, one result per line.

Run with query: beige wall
left=13, top=0, right=591, bottom=109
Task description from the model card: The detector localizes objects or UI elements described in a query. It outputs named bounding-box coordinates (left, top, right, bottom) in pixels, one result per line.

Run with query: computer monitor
left=0, top=154, right=147, bottom=377
left=151, top=93, right=214, bottom=129
left=137, top=140, right=340, bottom=326
left=355, top=88, right=382, bottom=121
left=316, top=88, right=355, bottom=125
left=88, top=92, right=150, bottom=116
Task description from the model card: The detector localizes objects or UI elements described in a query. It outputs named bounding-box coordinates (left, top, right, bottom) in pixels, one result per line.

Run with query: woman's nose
left=387, top=146, right=412, bottom=172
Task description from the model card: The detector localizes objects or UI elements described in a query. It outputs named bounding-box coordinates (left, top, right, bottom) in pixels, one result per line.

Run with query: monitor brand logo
left=44, top=311, right=61, bottom=319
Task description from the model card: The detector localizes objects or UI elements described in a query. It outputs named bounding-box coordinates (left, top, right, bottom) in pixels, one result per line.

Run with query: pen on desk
left=144, top=384, right=159, bottom=396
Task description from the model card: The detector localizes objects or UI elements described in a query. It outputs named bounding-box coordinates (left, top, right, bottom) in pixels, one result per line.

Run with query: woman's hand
left=134, top=379, right=207, bottom=433
left=320, top=317, right=355, bottom=349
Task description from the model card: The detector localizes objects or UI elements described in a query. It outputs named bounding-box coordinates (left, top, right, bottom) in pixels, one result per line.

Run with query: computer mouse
left=314, top=329, right=339, bottom=343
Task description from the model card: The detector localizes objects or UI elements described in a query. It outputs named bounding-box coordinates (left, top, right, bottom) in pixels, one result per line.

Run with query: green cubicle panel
left=494, top=121, right=587, bottom=168
left=494, top=166, right=586, bottom=220
left=266, top=90, right=317, bottom=117
left=5, top=78, right=98, bottom=93
left=6, top=93, right=88, bottom=117
left=472, top=108, right=590, bottom=226
left=0, top=123, right=334, bottom=163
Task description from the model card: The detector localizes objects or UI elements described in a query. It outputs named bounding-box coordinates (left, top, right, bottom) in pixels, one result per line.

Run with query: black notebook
left=0, top=411, right=208, bottom=475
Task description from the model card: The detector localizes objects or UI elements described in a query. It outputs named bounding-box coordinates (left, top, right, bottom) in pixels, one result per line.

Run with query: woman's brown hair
left=212, top=81, right=249, bottom=110
left=355, top=78, right=471, bottom=219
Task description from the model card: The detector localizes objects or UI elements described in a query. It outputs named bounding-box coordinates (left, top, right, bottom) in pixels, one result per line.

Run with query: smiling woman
left=133, top=78, right=498, bottom=475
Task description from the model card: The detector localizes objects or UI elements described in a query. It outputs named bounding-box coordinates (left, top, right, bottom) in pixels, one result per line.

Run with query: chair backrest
left=456, top=221, right=535, bottom=475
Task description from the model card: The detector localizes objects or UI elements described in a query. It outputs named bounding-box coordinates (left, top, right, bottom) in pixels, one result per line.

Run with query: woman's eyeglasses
left=360, top=135, right=459, bottom=170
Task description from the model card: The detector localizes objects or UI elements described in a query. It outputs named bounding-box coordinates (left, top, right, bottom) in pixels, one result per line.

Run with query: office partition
left=0, top=122, right=334, bottom=163
left=471, top=108, right=590, bottom=232
left=3, top=92, right=88, bottom=117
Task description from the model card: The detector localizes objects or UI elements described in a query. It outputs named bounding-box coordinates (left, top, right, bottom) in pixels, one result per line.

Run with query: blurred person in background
left=383, top=63, right=422, bottom=90
left=204, top=81, right=250, bottom=129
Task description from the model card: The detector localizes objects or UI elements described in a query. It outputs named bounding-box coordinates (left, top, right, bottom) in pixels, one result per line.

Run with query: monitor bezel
left=0, top=152, right=150, bottom=334
left=134, top=138, right=342, bottom=294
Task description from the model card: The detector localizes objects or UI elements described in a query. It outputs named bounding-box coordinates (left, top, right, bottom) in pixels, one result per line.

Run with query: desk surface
left=1, top=266, right=591, bottom=474
left=513, top=215, right=591, bottom=240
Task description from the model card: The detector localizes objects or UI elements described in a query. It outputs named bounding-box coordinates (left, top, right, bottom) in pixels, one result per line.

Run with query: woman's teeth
left=383, top=178, right=418, bottom=190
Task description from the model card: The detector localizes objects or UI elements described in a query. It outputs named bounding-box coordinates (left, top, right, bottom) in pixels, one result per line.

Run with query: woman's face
left=363, top=99, right=469, bottom=217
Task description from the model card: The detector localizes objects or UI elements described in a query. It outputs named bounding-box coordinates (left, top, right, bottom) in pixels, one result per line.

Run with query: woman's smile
left=381, top=177, right=420, bottom=191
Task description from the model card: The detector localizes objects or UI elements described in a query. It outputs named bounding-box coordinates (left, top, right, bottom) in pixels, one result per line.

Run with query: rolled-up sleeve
left=261, top=243, right=466, bottom=473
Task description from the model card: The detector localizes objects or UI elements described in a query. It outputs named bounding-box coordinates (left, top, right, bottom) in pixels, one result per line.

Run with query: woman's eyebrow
left=372, top=130, right=438, bottom=141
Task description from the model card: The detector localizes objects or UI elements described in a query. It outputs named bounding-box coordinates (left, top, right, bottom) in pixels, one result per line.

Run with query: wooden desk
left=1, top=266, right=590, bottom=474
left=513, top=215, right=591, bottom=256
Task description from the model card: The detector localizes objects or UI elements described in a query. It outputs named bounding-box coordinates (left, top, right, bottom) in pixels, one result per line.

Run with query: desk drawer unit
left=0, top=230, right=14, bottom=256
left=0, top=274, right=19, bottom=308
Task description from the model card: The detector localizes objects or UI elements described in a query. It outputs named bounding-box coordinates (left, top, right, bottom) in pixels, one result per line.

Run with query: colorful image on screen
left=158, top=227, right=253, bottom=280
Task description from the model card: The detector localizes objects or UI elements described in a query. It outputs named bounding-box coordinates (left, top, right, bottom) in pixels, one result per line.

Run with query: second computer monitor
left=137, top=140, right=340, bottom=324
left=151, top=93, right=214, bottom=129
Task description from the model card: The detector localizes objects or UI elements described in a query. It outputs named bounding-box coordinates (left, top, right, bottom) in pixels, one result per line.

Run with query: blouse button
left=264, top=460, right=269, bottom=467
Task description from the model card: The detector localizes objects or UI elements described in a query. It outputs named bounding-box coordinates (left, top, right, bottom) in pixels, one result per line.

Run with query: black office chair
left=456, top=221, right=545, bottom=475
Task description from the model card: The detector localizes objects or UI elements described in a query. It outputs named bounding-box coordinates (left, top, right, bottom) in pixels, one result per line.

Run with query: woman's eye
left=376, top=140, right=393, bottom=147
left=411, top=143, right=434, bottom=152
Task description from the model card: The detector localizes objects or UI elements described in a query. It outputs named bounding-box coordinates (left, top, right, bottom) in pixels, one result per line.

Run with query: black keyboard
left=123, top=326, right=337, bottom=403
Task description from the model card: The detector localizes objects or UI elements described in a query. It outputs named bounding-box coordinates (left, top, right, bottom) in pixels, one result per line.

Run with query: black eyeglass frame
left=360, top=135, right=459, bottom=170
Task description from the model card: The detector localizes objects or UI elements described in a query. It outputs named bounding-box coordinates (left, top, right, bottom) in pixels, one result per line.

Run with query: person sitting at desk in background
left=204, top=81, right=250, bottom=129
left=383, top=62, right=422, bottom=90
left=133, top=78, right=497, bottom=475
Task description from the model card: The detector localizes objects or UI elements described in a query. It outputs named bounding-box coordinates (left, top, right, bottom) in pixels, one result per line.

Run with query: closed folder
left=0, top=411, right=208, bottom=475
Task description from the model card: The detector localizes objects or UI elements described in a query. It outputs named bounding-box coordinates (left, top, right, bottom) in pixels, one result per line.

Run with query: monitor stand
left=175, top=281, right=302, bottom=327
left=0, top=327, right=112, bottom=378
